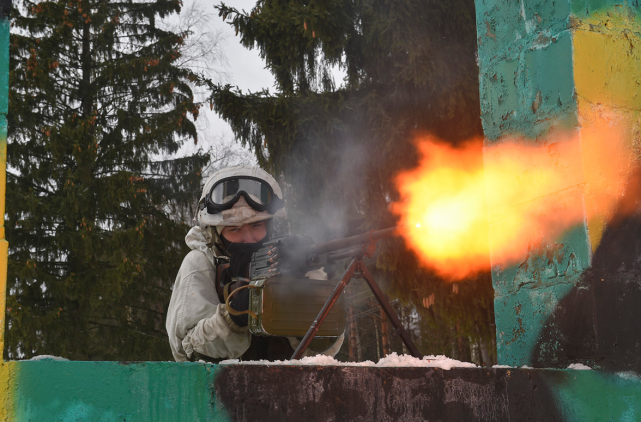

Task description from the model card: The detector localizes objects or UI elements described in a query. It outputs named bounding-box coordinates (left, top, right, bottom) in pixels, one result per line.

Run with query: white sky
left=200, top=0, right=277, bottom=135
left=174, top=0, right=345, bottom=165
left=175, top=0, right=276, bottom=160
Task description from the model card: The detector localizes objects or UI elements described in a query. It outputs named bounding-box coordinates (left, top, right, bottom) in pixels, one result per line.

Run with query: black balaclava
left=217, top=219, right=273, bottom=277
left=225, top=241, right=265, bottom=278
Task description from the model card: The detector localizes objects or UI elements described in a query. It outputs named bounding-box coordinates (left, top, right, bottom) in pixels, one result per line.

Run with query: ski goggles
left=199, top=176, right=285, bottom=214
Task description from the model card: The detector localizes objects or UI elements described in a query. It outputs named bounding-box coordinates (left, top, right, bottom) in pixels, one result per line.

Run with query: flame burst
left=392, top=119, right=634, bottom=280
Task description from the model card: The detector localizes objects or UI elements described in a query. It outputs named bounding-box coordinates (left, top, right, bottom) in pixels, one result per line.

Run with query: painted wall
left=0, top=2, right=8, bottom=360
left=476, top=0, right=641, bottom=371
left=0, top=360, right=640, bottom=422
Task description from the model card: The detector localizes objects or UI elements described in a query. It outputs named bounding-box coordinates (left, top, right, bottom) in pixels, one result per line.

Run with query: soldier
left=166, top=165, right=343, bottom=362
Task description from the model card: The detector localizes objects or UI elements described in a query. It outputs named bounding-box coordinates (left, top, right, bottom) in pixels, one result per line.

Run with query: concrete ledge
left=215, top=365, right=641, bottom=421
left=1, top=361, right=639, bottom=421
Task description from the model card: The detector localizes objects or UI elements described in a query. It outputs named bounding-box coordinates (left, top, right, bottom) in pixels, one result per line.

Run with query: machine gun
left=226, top=227, right=422, bottom=360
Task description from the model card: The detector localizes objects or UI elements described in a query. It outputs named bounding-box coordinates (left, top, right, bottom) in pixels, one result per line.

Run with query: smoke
left=283, top=135, right=371, bottom=243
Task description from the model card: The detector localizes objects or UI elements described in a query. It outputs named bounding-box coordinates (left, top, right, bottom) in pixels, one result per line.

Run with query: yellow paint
left=0, top=240, right=6, bottom=355
left=572, top=10, right=641, bottom=253
left=576, top=99, right=637, bottom=252
left=573, top=11, right=641, bottom=111
left=0, top=361, right=16, bottom=421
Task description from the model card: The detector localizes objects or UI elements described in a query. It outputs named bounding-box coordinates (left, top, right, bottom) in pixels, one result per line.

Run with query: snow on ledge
left=567, top=363, right=592, bottom=370
left=219, top=352, right=477, bottom=370
left=29, top=355, right=70, bottom=361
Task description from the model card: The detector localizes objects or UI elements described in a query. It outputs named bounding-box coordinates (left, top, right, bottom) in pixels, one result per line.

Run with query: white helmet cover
left=196, top=165, right=287, bottom=228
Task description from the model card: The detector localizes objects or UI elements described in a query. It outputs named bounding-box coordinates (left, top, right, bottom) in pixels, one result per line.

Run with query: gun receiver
left=245, top=226, right=422, bottom=360
left=250, top=227, right=398, bottom=279
left=309, top=226, right=397, bottom=264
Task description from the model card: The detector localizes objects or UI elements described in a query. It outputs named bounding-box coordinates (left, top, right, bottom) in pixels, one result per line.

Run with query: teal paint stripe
left=492, top=224, right=591, bottom=366
left=476, top=0, right=571, bottom=68
left=14, top=361, right=231, bottom=422
left=569, top=0, right=641, bottom=17
left=476, top=0, right=577, bottom=141
left=545, top=370, right=641, bottom=421
left=8, top=362, right=641, bottom=421
left=494, top=282, right=576, bottom=367
left=0, top=19, right=8, bottom=116
left=479, top=29, right=577, bottom=141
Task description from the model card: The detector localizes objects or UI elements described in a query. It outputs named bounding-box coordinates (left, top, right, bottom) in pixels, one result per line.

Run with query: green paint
left=4, top=361, right=641, bottom=421
left=523, top=32, right=576, bottom=122
left=12, top=361, right=231, bottom=422
left=495, top=283, right=575, bottom=366
left=569, top=0, right=634, bottom=17
left=0, top=20, right=7, bottom=116
left=492, top=224, right=590, bottom=297
left=476, top=0, right=570, bottom=69
left=476, top=0, right=603, bottom=367
left=476, top=0, right=576, bottom=140
left=545, top=370, right=641, bottom=421
left=491, top=215, right=590, bottom=366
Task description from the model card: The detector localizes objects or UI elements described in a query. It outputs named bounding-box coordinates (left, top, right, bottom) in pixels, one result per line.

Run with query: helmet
left=196, top=165, right=287, bottom=228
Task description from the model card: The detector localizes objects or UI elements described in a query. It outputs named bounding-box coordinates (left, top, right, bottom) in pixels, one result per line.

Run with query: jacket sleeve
left=166, top=250, right=250, bottom=361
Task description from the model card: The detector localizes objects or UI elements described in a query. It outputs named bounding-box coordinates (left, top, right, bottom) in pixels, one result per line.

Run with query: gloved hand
left=266, top=235, right=315, bottom=277
left=225, top=242, right=263, bottom=327
left=227, top=280, right=250, bottom=327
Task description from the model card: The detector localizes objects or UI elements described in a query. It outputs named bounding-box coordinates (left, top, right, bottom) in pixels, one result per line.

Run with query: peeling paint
left=478, top=0, right=641, bottom=374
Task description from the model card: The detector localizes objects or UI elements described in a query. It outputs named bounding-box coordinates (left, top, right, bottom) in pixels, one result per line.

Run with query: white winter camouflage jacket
left=166, top=226, right=344, bottom=362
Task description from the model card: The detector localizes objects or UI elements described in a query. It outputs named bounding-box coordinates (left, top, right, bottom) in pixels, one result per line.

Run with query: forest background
left=5, top=0, right=496, bottom=365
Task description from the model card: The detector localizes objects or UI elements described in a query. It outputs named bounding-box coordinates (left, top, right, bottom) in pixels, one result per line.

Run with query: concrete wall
left=476, top=0, right=641, bottom=370
left=0, top=1, right=8, bottom=360
left=0, top=360, right=639, bottom=421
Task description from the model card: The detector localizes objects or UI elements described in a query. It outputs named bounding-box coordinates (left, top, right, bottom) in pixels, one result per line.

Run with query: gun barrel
left=310, top=226, right=398, bottom=256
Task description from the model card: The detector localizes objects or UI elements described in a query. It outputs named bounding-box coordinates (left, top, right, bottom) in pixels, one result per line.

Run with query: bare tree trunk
left=348, top=307, right=357, bottom=361
left=374, top=315, right=381, bottom=361
left=491, top=336, right=497, bottom=366
left=380, top=309, right=390, bottom=356
left=401, top=306, right=408, bottom=355
left=450, top=324, right=459, bottom=359
left=354, top=313, right=363, bottom=362
left=456, top=321, right=465, bottom=360
left=479, top=338, right=491, bottom=367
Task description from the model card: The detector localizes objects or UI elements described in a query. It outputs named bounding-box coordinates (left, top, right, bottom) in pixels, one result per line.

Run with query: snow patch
left=29, top=355, right=69, bottom=361
left=567, top=363, right=592, bottom=370
left=220, top=352, right=477, bottom=370
left=492, top=365, right=513, bottom=368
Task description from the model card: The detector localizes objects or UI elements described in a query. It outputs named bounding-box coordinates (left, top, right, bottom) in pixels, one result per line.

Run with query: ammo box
left=248, top=276, right=346, bottom=337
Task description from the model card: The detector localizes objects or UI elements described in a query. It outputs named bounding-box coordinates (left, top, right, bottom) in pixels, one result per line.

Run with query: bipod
left=291, top=245, right=422, bottom=360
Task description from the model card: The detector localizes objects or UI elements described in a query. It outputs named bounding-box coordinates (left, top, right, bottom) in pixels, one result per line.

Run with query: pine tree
left=6, top=0, right=210, bottom=360
left=212, top=0, right=495, bottom=358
